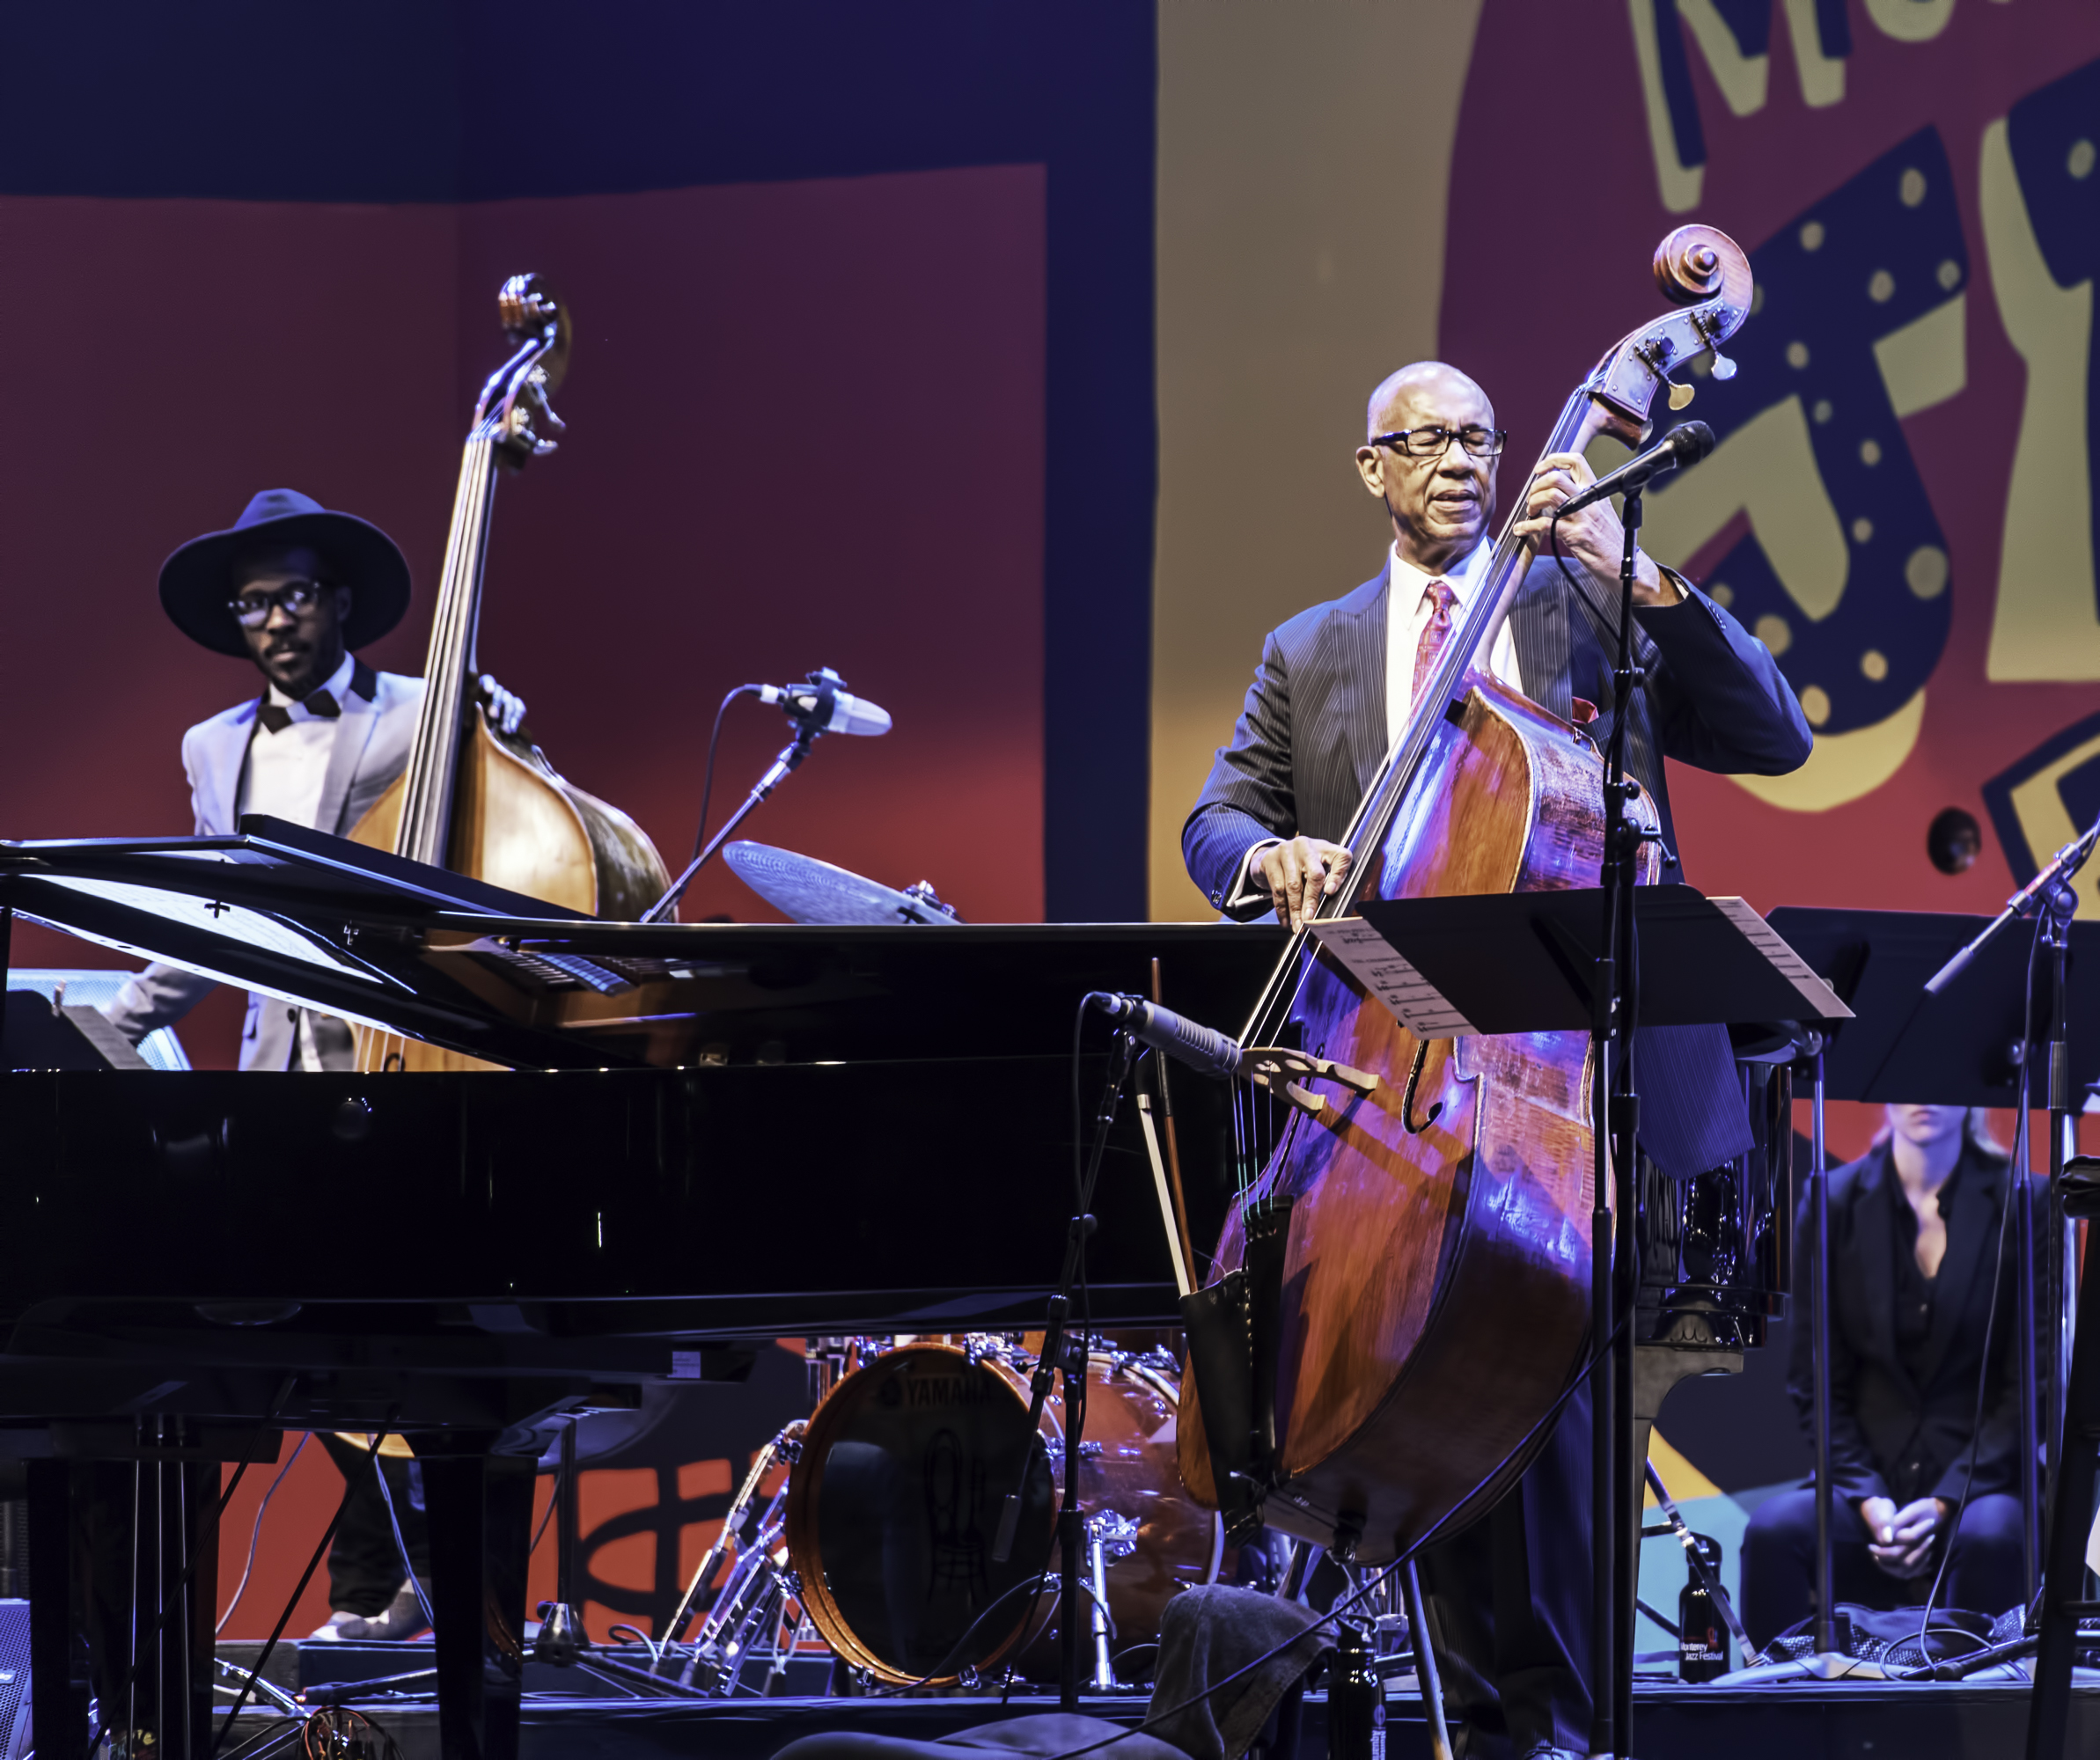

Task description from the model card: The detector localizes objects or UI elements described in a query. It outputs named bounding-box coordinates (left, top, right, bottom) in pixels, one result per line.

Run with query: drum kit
left=650, top=840, right=1795, bottom=1699
left=659, top=1332, right=1224, bottom=1695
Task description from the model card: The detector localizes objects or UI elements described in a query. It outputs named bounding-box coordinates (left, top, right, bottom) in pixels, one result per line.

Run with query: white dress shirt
left=1229, top=540, right=1522, bottom=913
left=239, top=650, right=356, bottom=830
left=237, top=650, right=356, bottom=1067
left=1383, top=539, right=1521, bottom=750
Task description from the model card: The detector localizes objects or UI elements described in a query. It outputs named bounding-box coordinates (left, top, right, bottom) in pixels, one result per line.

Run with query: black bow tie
left=255, top=689, right=342, bottom=734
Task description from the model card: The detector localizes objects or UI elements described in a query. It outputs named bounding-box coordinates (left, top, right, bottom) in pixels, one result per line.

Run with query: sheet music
left=33, top=875, right=377, bottom=979
left=1708, top=896, right=1854, bottom=1020
left=1308, top=917, right=1478, bottom=1037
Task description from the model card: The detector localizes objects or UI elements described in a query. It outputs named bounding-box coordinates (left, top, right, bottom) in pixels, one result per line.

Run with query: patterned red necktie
left=1411, top=578, right=1458, bottom=706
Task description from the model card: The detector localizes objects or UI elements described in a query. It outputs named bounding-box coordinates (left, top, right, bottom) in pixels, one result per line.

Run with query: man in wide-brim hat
left=106, top=487, right=521, bottom=1073
left=103, top=488, right=522, bottom=1643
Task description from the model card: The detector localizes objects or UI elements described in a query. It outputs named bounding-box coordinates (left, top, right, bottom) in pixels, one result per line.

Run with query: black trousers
left=316, top=1434, right=433, bottom=1619
left=1740, top=1485, right=2026, bottom=1649
left=1415, top=1376, right=1593, bottom=1760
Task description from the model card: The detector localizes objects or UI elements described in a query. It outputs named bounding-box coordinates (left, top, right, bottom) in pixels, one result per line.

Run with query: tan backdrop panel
left=1150, top=0, right=1485, bottom=919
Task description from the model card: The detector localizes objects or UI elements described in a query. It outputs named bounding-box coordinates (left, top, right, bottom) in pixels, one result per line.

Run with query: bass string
left=397, top=425, right=500, bottom=866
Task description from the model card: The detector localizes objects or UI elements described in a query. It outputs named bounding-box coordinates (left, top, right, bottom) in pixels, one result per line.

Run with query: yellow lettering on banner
left=1729, top=687, right=1927, bottom=810
left=1676, top=0, right=1768, bottom=114
left=1863, top=0, right=1957, bottom=42
left=1874, top=293, right=1968, bottom=419
left=1633, top=0, right=1848, bottom=212
left=1781, top=0, right=1847, bottom=106
left=1638, top=396, right=1852, bottom=621
left=1979, top=118, right=2100, bottom=681
left=2007, top=730, right=2100, bottom=920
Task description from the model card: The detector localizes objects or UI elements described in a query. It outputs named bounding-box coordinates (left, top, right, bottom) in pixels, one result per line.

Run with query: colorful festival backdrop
left=6, top=0, right=2100, bottom=1642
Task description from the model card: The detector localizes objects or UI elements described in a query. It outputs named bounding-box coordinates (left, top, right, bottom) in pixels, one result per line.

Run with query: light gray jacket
left=106, top=664, right=425, bottom=1071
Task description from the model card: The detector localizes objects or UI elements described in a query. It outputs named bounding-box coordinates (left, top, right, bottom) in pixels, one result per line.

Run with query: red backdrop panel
left=0, top=165, right=1046, bottom=1064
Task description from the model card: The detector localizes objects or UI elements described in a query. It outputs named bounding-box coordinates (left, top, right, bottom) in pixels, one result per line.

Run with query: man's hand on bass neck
left=1512, top=451, right=1684, bottom=609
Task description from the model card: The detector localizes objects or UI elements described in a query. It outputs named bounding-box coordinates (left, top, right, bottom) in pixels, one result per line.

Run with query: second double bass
left=351, top=276, right=670, bottom=1073
left=1178, top=228, right=1793, bottom=1562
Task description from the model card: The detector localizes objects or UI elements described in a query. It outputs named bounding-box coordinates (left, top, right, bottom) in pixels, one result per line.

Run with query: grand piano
left=0, top=820, right=1282, bottom=1760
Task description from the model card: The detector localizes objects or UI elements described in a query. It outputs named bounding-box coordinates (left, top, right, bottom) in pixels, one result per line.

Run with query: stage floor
left=213, top=1641, right=2100, bottom=1760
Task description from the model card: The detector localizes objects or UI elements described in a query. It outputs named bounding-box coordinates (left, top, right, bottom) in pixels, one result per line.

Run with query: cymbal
left=722, top=841, right=961, bottom=926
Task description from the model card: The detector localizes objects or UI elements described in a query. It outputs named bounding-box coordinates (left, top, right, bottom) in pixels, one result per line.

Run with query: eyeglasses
left=1370, top=424, right=1509, bottom=459
left=228, top=582, right=328, bottom=627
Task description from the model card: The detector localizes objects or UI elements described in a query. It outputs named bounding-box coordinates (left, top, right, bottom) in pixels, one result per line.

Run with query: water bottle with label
left=1327, top=1623, right=1384, bottom=1760
left=1677, top=1532, right=1728, bottom=1682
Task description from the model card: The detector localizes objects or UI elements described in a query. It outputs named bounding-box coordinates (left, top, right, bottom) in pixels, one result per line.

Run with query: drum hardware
left=986, top=1022, right=1142, bottom=1708
left=659, top=1419, right=806, bottom=1697
left=1083, top=1510, right=1141, bottom=1688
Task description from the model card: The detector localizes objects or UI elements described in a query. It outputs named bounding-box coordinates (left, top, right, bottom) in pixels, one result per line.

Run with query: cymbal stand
left=532, top=1422, right=583, bottom=1665
left=644, top=718, right=822, bottom=922
left=990, top=1024, right=1140, bottom=1711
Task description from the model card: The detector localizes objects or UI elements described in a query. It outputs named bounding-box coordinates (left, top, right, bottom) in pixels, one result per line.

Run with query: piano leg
left=27, top=1461, right=88, bottom=1760
left=422, top=1453, right=533, bottom=1760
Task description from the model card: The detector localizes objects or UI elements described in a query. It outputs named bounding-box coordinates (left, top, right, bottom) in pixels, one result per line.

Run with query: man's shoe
left=307, top=1583, right=427, bottom=1642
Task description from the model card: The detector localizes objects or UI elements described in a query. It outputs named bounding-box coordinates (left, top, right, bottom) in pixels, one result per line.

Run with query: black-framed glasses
left=1370, top=424, right=1508, bottom=459
left=228, top=581, right=328, bottom=627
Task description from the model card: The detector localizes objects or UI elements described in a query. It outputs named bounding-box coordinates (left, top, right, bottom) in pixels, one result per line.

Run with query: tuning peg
left=1667, top=380, right=1695, bottom=411
left=1709, top=349, right=1738, bottom=381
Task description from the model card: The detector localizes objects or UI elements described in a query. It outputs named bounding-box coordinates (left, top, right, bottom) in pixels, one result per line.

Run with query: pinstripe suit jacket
left=1183, top=553, right=1813, bottom=1175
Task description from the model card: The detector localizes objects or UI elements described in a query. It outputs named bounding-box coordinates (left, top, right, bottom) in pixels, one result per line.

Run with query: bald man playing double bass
left=1185, top=363, right=1811, bottom=1760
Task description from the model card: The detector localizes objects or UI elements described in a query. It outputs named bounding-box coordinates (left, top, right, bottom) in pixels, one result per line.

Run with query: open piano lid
left=0, top=818, right=1281, bottom=1070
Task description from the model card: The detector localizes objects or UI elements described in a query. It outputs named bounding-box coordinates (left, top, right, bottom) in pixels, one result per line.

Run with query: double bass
left=1178, top=228, right=1752, bottom=1563
left=350, top=275, right=671, bottom=1073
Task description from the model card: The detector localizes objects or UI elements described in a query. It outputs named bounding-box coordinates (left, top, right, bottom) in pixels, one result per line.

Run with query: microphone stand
left=1589, top=488, right=1647, bottom=1760
left=988, top=1024, right=1140, bottom=1709
left=1925, top=818, right=2097, bottom=1599
left=643, top=717, right=822, bottom=923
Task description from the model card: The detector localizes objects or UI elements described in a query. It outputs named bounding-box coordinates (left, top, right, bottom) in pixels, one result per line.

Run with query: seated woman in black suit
left=1740, top=1103, right=2030, bottom=1646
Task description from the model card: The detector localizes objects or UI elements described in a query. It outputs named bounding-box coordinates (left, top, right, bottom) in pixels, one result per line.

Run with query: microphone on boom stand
left=642, top=666, right=892, bottom=924
left=1556, top=421, right=1715, bottom=516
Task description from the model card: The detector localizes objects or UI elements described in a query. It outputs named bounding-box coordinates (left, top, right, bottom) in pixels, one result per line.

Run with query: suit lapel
left=1853, top=1145, right=1912, bottom=1397
left=1916, top=1152, right=2000, bottom=1388
left=314, top=678, right=384, bottom=837
left=1340, top=567, right=1390, bottom=802
left=196, top=708, right=256, bottom=837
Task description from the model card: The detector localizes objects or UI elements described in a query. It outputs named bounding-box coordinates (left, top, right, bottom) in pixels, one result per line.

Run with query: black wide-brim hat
left=158, top=488, right=413, bottom=657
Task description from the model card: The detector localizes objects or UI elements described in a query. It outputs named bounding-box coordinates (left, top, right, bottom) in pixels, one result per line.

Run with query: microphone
left=1085, top=992, right=1243, bottom=1080
left=1555, top=422, right=1715, bottom=516
left=758, top=667, right=892, bottom=737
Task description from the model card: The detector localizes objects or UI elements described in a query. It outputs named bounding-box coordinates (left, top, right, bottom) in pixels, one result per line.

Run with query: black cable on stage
left=218, top=1434, right=311, bottom=1635
left=369, top=1444, right=434, bottom=1632
left=214, top=1432, right=388, bottom=1755
left=684, top=686, right=764, bottom=869
left=531, top=1464, right=563, bottom=1555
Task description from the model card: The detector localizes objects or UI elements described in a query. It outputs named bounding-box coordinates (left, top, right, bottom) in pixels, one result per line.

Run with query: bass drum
left=785, top=1338, right=1223, bottom=1686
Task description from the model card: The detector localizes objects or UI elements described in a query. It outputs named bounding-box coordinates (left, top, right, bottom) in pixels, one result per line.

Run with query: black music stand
left=1771, top=906, right=2100, bottom=1577
left=1318, top=884, right=1849, bottom=1751
left=1771, top=907, right=2100, bottom=1752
